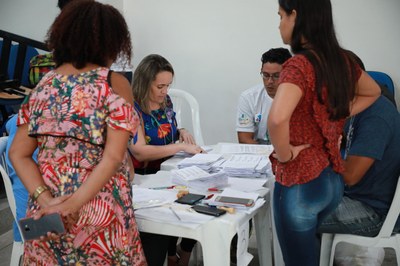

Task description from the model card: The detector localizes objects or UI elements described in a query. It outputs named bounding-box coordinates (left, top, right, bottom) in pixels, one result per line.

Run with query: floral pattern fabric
left=133, top=96, right=179, bottom=171
left=18, top=67, right=146, bottom=265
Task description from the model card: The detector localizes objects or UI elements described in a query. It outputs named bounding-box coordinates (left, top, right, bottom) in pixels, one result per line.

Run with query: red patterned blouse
left=270, top=55, right=361, bottom=187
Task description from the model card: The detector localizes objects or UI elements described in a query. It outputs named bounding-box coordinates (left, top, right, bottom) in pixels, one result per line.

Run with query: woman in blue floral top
left=129, top=54, right=202, bottom=266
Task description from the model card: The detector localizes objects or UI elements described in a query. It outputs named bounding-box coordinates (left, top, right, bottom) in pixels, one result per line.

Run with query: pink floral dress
left=18, top=67, right=147, bottom=265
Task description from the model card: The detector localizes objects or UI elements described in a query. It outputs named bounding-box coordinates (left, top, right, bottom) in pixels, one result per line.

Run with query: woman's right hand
left=182, top=143, right=205, bottom=154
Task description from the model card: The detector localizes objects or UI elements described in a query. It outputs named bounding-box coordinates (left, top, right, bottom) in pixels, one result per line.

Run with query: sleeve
left=17, top=95, right=31, bottom=126
left=106, top=94, right=139, bottom=136
left=236, top=92, right=255, bottom=132
left=348, top=116, right=390, bottom=160
left=279, top=56, right=310, bottom=96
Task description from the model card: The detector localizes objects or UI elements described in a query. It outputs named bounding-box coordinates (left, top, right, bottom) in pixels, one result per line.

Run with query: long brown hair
left=132, top=54, right=174, bottom=114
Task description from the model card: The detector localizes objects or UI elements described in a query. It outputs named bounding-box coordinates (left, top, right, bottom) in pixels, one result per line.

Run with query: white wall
left=1, top=0, right=399, bottom=145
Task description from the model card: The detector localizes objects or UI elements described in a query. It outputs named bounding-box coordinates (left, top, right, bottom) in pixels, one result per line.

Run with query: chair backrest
left=0, top=136, right=17, bottom=219
left=377, top=176, right=400, bottom=237
left=0, top=29, right=49, bottom=87
left=367, top=71, right=395, bottom=96
left=168, top=89, right=205, bottom=146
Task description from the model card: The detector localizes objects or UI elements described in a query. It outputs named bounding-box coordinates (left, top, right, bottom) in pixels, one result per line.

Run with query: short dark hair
left=261, top=48, right=292, bottom=65
left=46, top=0, right=132, bottom=69
left=57, top=0, right=74, bottom=10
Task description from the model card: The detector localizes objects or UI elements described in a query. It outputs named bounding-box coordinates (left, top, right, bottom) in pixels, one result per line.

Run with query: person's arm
left=236, top=92, right=258, bottom=144
left=350, top=71, right=381, bottom=116
left=237, top=132, right=258, bottom=144
left=267, top=82, right=306, bottom=162
left=9, top=124, right=69, bottom=208
left=178, top=128, right=196, bottom=144
left=109, top=72, right=133, bottom=105
left=129, top=125, right=203, bottom=162
left=342, top=155, right=375, bottom=186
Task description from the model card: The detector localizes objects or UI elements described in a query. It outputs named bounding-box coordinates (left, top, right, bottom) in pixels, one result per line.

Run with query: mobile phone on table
left=214, top=196, right=255, bottom=207
left=191, top=205, right=226, bottom=217
left=19, top=213, right=65, bottom=241
left=175, top=193, right=205, bottom=205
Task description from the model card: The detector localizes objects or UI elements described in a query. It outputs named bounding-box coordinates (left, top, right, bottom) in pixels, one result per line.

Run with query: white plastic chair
left=168, top=89, right=205, bottom=146
left=320, top=176, right=400, bottom=266
left=0, top=136, right=24, bottom=266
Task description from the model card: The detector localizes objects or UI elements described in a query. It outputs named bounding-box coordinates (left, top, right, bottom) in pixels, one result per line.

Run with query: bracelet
left=31, top=185, right=49, bottom=201
left=278, top=150, right=293, bottom=164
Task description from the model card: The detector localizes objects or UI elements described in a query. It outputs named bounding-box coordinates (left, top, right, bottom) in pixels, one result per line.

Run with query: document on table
left=132, top=187, right=176, bottom=209
left=227, top=177, right=268, bottom=192
left=171, top=166, right=228, bottom=191
left=217, top=143, right=274, bottom=155
left=132, top=186, right=214, bottom=227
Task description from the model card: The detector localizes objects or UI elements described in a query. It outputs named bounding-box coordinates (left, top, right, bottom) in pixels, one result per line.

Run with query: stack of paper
left=219, top=154, right=269, bottom=178
left=177, top=153, right=223, bottom=171
left=171, top=166, right=228, bottom=191
left=217, top=143, right=274, bottom=155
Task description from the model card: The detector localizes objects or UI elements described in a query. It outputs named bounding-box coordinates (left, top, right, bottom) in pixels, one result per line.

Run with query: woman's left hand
left=179, top=128, right=196, bottom=144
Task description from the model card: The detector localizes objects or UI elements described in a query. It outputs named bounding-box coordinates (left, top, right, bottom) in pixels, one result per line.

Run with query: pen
left=151, top=186, right=175, bottom=190
left=169, top=206, right=182, bottom=221
left=208, top=187, right=223, bottom=192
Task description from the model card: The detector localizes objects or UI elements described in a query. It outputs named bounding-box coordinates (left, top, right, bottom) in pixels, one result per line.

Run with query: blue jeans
left=273, top=166, right=344, bottom=266
left=318, top=196, right=385, bottom=237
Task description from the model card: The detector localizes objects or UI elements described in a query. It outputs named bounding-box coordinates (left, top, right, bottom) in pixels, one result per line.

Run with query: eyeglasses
left=260, top=72, right=280, bottom=81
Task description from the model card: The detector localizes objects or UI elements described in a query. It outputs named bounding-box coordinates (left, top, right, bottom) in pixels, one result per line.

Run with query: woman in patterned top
left=129, top=54, right=202, bottom=266
left=9, top=1, right=146, bottom=265
left=267, top=0, right=381, bottom=265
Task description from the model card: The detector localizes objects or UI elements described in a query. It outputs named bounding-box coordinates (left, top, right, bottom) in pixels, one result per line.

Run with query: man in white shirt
left=236, top=48, right=291, bottom=144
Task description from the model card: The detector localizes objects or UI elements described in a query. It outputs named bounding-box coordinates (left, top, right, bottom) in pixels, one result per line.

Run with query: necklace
left=344, top=116, right=355, bottom=160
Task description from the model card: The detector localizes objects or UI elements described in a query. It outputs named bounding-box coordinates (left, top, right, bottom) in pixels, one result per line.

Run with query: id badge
left=254, top=114, right=261, bottom=123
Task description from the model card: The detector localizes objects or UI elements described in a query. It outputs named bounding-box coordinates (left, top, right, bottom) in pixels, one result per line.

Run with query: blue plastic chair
left=367, top=71, right=395, bottom=96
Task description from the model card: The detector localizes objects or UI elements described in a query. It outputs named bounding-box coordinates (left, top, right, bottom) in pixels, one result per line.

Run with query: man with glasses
left=236, top=48, right=291, bottom=144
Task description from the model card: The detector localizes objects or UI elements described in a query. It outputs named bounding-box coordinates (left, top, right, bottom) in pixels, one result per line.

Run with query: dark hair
left=279, top=0, right=358, bottom=120
left=57, top=0, right=74, bottom=10
left=46, top=0, right=132, bottom=69
left=132, top=54, right=174, bottom=114
left=261, top=48, right=292, bottom=65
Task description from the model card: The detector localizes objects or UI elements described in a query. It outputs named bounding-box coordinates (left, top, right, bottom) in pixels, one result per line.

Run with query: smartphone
left=19, top=213, right=65, bottom=241
left=214, top=196, right=255, bottom=207
left=175, top=193, right=205, bottom=205
left=191, top=205, right=226, bottom=217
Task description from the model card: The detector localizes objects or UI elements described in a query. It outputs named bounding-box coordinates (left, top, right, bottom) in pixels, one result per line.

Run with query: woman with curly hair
left=10, top=1, right=147, bottom=265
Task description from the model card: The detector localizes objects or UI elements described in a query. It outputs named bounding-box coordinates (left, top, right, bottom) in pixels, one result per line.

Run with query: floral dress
left=18, top=67, right=147, bottom=265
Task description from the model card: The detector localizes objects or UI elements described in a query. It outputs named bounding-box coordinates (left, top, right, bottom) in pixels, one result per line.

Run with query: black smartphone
left=214, top=196, right=255, bottom=207
left=175, top=193, right=205, bottom=205
left=19, top=213, right=66, bottom=241
left=191, top=205, right=226, bottom=217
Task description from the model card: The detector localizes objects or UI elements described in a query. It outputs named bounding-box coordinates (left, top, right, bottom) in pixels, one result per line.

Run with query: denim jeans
left=318, top=196, right=385, bottom=237
left=273, top=166, right=344, bottom=266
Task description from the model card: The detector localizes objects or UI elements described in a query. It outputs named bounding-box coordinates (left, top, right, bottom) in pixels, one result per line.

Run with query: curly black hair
left=46, top=0, right=132, bottom=69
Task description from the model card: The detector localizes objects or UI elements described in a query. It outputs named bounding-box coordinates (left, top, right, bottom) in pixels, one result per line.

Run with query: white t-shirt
left=236, top=83, right=273, bottom=144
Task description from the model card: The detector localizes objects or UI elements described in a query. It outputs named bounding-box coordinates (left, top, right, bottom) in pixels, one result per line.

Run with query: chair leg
left=320, top=233, right=334, bottom=266
left=10, top=241, right=23, bottom=266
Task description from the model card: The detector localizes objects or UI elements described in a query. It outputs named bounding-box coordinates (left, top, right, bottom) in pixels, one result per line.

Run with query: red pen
left=205, top=194, right=214, bottom=200
left=208, top=187, right=223, bottom=192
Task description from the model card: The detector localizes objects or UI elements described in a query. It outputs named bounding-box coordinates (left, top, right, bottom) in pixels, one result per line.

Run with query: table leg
left=254, top=203, right=273, bottom=266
